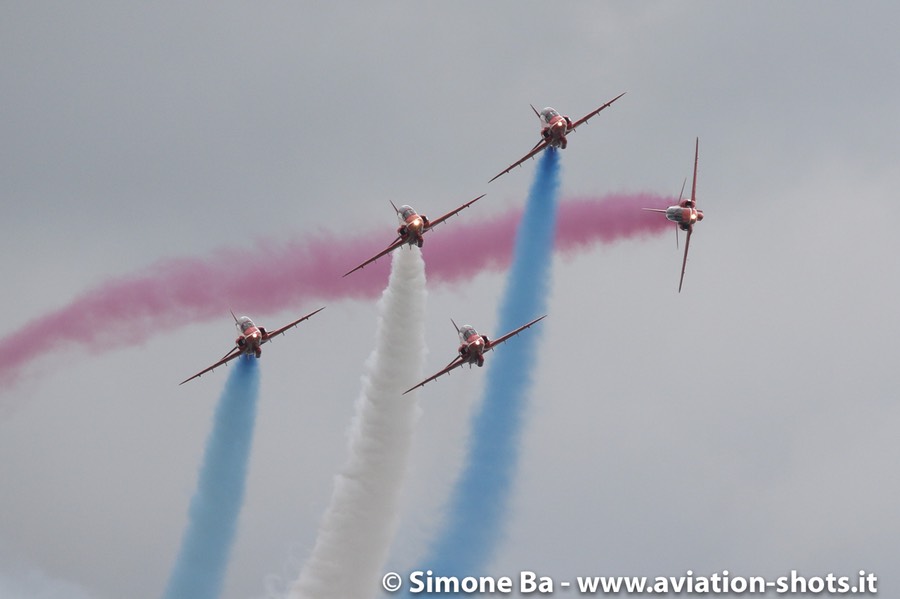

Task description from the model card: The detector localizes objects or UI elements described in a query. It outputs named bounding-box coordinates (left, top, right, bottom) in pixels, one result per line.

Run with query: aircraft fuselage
left=457, top=327, right=487, bottom=366
left=235, top=319, right=264, bottom=357
left=401, top=214, right=426, bottom=240
left=396, top=206, right=428, bottom=245
left=540, top=108, right=573, bottom=148
left=664, top=204, right=704, bottom=231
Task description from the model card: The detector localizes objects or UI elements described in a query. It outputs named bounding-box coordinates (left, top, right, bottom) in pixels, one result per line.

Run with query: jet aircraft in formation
left=179, top=307, right=325, bottom=385
left=403, top=315, right=547, bottom=395
left=643, top=137, right=704, bottom=292
left=343, top=194, right=486, bottom=277
left=179, top=94, right=706, bottom=390
left=489, top=92, right=626, bottom=183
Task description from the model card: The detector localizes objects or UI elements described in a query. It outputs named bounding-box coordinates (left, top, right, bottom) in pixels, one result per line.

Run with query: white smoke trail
left=287, top=247, right=426, bottom=599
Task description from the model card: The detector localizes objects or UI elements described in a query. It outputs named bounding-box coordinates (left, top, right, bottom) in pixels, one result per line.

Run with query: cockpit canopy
left=236, top=316, right=255, bottom=332
left=398, top=205, right=416, bottom=220
left=460, top=325, right=478, bottom=341
left=540, top=107, right=559, bottom=124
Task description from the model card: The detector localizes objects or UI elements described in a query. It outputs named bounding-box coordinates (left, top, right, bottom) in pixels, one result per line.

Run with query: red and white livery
left=489, top=92, right=626, bottom=183
left=643, top=137, right=704, bottom=292
left=343, top=194, right=485, bottom=277
left=403, top=315, right=546, bottom=395
left=179, top=307, right=325, bottom=385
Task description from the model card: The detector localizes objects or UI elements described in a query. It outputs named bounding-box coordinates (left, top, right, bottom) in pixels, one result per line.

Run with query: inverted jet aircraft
left=343, top=194, right=485, bottom=277
left=643, top=137, right=704, bottom=292
left=179, top=307, right=325, bottom=385
left=489, top=92, right=626, bottom=182
left=403, top=315, right=547, bottom=395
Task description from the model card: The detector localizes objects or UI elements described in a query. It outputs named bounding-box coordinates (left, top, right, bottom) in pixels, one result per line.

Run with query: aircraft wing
left=678, top=227, right=692, bottom=293
left=689, top=137, right=699, bottom=208
left=424, top=194, right=486, bottom=230
left=343, top=236, right=406, bottom=277
left=486, top=314, right=547, bottom=349
left=402, top=356, right=466, bottom=395
left=489, top=139, right=550, bottom=183
left=179, top=346, right=243, bottom=385
left=568, top=92, right=626, bottom=132
left=263, top=306, right=326, bottom=340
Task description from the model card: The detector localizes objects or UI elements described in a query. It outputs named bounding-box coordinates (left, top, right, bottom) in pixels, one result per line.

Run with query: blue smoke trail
left=418, top=149, right=561, bottom=582
left=162, top=356, right=260, bottom=599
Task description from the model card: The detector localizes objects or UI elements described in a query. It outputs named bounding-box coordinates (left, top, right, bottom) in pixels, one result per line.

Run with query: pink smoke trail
left=0, top=193, right=671, bottom=387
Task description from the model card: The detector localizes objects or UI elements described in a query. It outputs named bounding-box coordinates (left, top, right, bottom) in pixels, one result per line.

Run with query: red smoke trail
left=0, top=193, right=670, bottom=387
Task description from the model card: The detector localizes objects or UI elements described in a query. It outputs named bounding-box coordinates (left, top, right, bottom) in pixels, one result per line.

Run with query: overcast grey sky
left=2, top=2, right=899, bottom=598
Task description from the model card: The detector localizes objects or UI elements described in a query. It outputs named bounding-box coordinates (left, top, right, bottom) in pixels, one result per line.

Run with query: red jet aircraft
left=489, top=92, right=626, bottom=182
left=343, top=194, right=485, bottom=277
left=179, top=307, right=325, bottom=385
left=643, top=137, right=704, bottom=292
left=403, top=315, right=547, bottom=395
